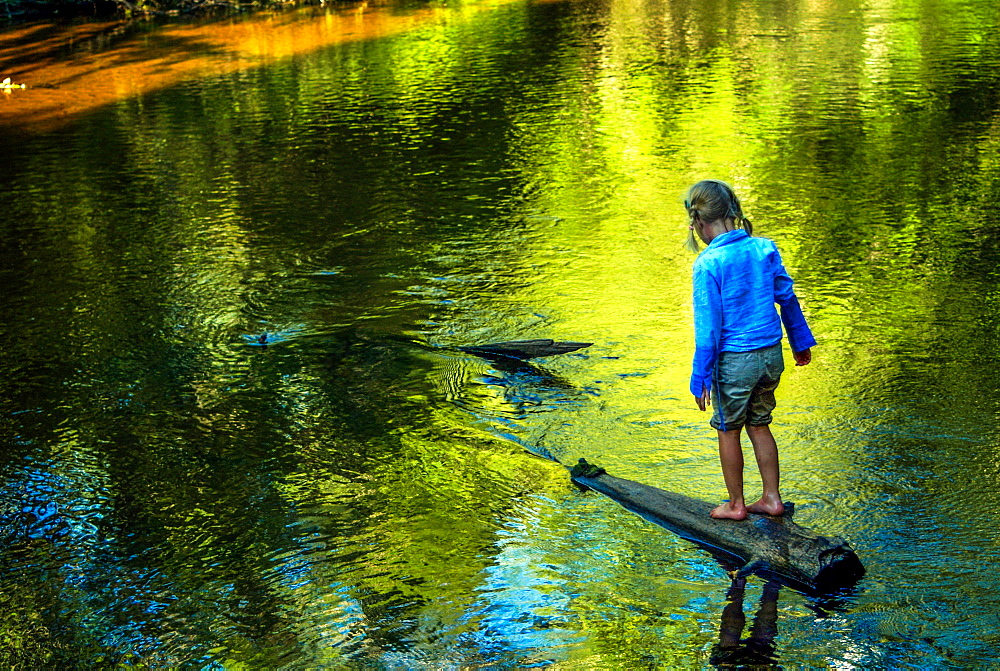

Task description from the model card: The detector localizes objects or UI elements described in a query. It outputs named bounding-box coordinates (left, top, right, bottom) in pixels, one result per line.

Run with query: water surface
left=2, top=0, right=1000, bottom=666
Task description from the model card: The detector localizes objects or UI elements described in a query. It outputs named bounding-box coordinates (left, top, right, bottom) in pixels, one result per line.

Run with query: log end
left=813, top=541, right=867, bottom=592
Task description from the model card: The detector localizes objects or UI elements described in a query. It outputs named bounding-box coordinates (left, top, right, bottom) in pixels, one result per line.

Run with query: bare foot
left=710, top=501, right=747, bottom=520
left=747, top=495, right=784, bottom=516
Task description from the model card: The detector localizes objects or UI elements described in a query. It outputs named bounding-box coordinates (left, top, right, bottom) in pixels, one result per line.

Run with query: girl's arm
left=772, top=255, right=817, bottom=354
left=691, top=264, right=722, bottom=398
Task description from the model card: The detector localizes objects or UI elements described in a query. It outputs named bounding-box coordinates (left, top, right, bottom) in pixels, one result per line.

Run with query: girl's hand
left=793, top=348, right=812, bottom=366
left=696, top=386, right=711, bottom=411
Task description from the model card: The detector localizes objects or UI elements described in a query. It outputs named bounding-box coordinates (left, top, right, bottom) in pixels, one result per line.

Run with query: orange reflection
left=0, top=0, right=514, bottom=132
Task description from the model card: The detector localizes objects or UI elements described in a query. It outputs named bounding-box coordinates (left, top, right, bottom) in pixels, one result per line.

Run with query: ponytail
left=684, top=180, right=751, bottom=252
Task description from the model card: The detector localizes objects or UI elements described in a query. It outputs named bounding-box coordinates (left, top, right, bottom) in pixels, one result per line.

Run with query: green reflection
left=2, top=0, right=1000, bottom=666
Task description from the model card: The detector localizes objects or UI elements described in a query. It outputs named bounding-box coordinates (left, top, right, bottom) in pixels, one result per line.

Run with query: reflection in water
left=0, top=0, right=519, bottom=131
left=2, top=0, right=1000, bottom=665
left=712, top=577, right=781, bottom=668
left=463, top=352, right=591, bottom=461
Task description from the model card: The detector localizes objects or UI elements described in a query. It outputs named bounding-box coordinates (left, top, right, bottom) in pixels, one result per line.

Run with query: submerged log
left=570, top=460, right=865, bottom=594
left=460, top=339, right=592, bottom=361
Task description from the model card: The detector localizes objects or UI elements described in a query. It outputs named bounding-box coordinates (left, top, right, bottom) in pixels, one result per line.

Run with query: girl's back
left=693, top=230, right=784, bottom=352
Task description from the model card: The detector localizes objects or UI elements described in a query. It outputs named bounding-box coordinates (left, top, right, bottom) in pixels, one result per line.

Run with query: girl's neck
left=697, top=217, right=736, bottom=244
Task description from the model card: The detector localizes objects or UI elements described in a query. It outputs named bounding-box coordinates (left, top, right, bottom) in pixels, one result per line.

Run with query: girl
left=686, top=180, right=815, bottom=520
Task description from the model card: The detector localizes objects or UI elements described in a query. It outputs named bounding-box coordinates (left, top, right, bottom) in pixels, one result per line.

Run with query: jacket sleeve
left=772, top=247, right=817, bottom=353
left=691, top=263, right=722, bottom=397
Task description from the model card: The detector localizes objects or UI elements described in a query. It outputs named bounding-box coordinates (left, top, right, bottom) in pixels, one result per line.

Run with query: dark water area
left=2, top=0, right=1000, bottom=666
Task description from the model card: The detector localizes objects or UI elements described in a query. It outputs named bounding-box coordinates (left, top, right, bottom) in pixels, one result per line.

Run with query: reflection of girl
left=711, top=576, right=781, bottom=667
left=685, top=180, right=815, bottom=520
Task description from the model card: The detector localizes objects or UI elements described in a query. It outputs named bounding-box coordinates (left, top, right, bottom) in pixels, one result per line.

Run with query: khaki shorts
left=710, top=343, right=784, bottom=431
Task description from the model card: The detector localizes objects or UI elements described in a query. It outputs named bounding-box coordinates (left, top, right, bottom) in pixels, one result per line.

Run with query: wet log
left=460, top=339, right=592, bottom=361
left=570, top=460, right=865, bottom=594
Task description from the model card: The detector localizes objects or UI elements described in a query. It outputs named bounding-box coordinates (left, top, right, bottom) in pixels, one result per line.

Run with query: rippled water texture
left=2, top=0, right=1000, bottom=666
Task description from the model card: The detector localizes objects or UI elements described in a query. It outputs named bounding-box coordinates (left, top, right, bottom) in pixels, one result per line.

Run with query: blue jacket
left=690, top=229, right=816, bottom=397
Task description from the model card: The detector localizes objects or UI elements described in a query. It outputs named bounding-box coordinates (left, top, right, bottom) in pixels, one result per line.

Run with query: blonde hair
left=684, top=180, right=753, bottom=253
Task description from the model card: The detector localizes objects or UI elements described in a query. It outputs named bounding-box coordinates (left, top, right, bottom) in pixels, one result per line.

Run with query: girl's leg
left=711, top=428, right=747, bottom=520
left=745, top=424, right=784, bottom=515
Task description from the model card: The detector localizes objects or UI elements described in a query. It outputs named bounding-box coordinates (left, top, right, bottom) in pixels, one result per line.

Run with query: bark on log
left=570, top=460, right=865, bottom=594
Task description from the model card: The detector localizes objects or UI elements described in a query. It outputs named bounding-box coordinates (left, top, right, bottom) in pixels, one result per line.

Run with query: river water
left=2, top=0, right=999, bottom=666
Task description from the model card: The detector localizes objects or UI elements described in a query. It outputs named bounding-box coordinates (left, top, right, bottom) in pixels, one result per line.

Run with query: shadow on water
left=478, top=355, right=580, bottom=400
